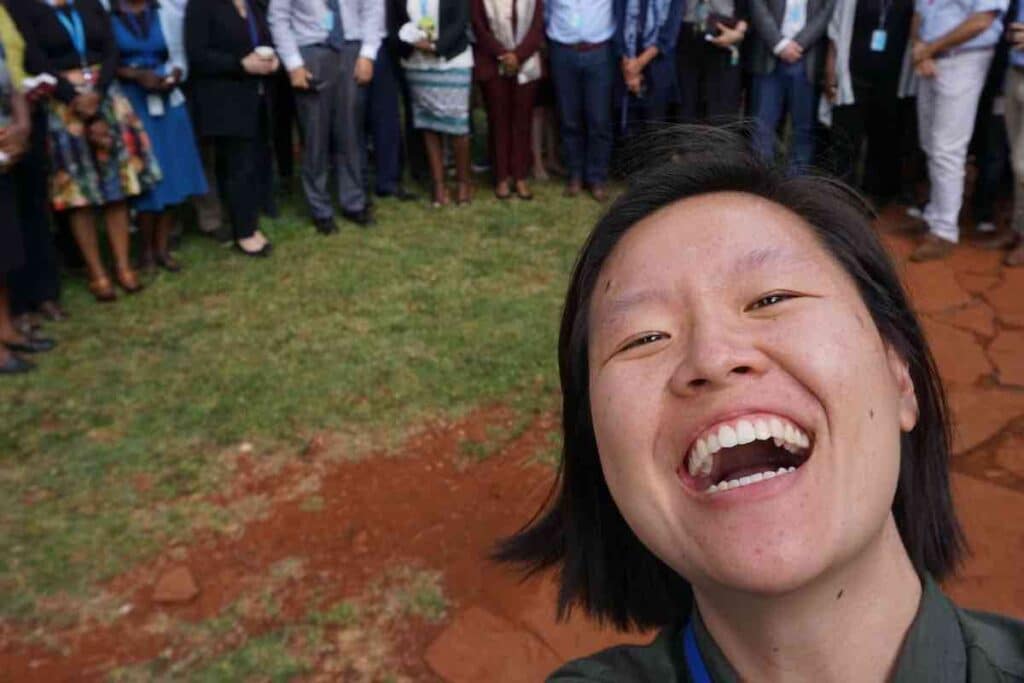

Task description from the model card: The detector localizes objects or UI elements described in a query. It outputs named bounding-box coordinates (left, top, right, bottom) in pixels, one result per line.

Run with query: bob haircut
left=495, top=126, right=966, bottom=632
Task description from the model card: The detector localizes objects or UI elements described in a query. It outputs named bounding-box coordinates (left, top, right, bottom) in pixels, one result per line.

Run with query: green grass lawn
left=0, top=182, right=601, bottom=624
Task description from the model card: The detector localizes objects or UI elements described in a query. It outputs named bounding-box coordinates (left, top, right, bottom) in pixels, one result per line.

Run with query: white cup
left=255, top=46, right=275, bottom=59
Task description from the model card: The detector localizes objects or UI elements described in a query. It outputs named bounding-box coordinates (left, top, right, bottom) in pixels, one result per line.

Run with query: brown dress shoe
left=1006, top=243, right=1024, bottom=267
left=975, top=231, right=1020, bottom=251
left=909, top=234, right=955, bottom=262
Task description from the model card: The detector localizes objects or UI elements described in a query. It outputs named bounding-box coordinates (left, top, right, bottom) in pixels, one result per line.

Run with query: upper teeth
left=687, top=417, right=810, bottom=478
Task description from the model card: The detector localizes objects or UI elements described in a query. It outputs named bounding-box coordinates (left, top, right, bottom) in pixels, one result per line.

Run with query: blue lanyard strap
left=420, top=0, right=429, bottom=17
left=244, top=0, right=260, bottom=47
left=684, top=621, right=713, bottom=683
left=54, top=3, right=88, bottom=63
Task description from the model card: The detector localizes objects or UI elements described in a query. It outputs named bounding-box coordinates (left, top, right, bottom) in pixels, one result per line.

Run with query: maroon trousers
left=480, top=76, right=538, bottom=182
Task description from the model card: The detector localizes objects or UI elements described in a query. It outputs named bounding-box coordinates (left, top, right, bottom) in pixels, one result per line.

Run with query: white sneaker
left=976, top=221, right=997, bottom=234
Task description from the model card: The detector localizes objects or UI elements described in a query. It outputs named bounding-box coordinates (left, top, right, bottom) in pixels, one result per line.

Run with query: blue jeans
left=751, top=59, right=816, bottom=170
left=549, top=41, right=614, bottom=185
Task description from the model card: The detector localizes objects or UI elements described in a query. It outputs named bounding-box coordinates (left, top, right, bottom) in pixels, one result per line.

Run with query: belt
left=934, top=45, right=995, bottom=60
left=552, top=39, right=608, bottom=52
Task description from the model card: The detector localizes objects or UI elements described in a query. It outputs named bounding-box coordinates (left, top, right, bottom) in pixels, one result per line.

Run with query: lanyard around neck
left=243, top=0, right=259, bottom=46
left=53, top=1, right=88, bottom=63
left=420, top=0, right=429, bottom=18
left=684, top=621, right=713, bottom=683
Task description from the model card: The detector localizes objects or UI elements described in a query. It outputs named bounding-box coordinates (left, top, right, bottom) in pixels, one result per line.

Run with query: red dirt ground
left=2, top=211, right=1024, bottom=682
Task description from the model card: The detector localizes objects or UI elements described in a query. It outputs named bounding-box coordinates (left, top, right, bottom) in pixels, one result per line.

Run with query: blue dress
left=112, top=6, right=207, bottom=212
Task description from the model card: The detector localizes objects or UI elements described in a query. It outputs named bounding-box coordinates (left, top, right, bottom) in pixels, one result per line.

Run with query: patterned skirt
left=405, top=67, right=472, bottom=136
left=46, top=83, right=161, bottom=212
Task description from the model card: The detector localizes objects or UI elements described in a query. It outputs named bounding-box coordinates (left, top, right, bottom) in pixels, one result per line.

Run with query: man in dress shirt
left=545, top=0, right=616, bottom=202
left=748, top=0, right=837, bottom=169
left=269, top=0, right=384, bottom=232
left=907, top=0, right=1008, bottom=261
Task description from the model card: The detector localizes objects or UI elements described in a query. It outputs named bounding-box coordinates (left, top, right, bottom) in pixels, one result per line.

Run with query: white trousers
left=917, top=49, right=995, bottom=243
left=1003, top=67, right=1024, bottom=235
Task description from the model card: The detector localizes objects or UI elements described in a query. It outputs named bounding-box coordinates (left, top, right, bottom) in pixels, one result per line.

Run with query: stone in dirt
left=948, top=387, right=1024, bottom=454
left=932, top=300, right=997, bottom=339
left=984, top=269, right=1024, bottom=326
left=901, top=261, right=973, bottom=315
left=425, top=606, right=560, bottom=683
left=920, top=319, right=993, bottom=386
left=152, top=566, right=199, bottom=604
left=988, top=330, right=1024, bottom=388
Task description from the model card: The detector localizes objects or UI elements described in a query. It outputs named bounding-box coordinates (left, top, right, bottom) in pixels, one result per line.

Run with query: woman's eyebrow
left=596, top=288, right=673, bottom=326
left=731, top=246, right=806, bottom=276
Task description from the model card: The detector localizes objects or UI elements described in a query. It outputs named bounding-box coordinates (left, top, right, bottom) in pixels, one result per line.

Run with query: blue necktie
left=326, top=0, right=344, bottom=50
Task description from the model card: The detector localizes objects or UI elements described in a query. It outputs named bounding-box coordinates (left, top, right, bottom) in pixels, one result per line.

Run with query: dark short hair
left=495, top=126, right=966, bottom=632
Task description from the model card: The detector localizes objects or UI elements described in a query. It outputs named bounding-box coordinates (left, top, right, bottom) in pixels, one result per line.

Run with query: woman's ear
left=885, top=345, right=919, bottom=433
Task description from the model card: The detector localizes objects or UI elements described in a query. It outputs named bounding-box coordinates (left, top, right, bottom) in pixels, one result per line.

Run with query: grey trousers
left=295, top=42, right=367, bottom=219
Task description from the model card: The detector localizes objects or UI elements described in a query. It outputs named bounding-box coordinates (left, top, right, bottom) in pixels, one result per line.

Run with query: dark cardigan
left=184, top=0, right=273, bottom=139
left=388, top=0, right=471, bottom=62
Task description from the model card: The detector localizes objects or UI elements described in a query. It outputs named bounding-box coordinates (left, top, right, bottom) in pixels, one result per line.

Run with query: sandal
left=431, top=184, right=451, bottom=209
left=456, top=181, right=473, bottom=206
left=156, top=252, right=182, bottom=273
left=88, top=276, right=117, bottom=303
left=115, top=268, right=144, bottom=294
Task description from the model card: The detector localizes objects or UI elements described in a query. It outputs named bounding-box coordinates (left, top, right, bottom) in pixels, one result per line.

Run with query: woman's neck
left=694, top=517, right=922, bottom=683
left=122, top=0, right=147, bottom=14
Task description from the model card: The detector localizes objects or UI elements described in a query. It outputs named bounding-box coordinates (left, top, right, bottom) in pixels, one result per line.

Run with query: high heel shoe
left=431, top=185, right=451, bottom=209
left=115, top=268, right=144, bottom=294
left=88, top=276, right=117, bottom=303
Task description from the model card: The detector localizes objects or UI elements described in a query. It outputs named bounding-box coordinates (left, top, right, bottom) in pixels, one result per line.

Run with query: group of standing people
left=1, top=0, right=1024, bottom=376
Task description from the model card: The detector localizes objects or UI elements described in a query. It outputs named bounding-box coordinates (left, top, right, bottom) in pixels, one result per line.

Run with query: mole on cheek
left=869, top=409, right=875, bottom=420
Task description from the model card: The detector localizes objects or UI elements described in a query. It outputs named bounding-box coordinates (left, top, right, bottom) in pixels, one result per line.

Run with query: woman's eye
left=747, top=293, right=796, bottom=311
left=620, top=332, right=669, bottom=352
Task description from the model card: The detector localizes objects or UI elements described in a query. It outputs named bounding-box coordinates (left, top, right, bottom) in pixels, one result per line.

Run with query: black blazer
left=388, top=0, right=470, bottom=62
left=184, top=0, right=273, bottom=138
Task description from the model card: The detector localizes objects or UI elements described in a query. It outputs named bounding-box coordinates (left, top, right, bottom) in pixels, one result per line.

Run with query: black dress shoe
left=378, top=186, right=418, bottom=202
left=0, top=354, right=35, bottom=375
left=341, top=208, right=374, bottom=227
left=5, top=336, right=56, bottom=354
left=314, top=217, right=340, bottom=235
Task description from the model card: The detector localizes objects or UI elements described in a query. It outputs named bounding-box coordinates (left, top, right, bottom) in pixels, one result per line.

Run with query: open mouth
left=678, top=414, right=813, bottom=495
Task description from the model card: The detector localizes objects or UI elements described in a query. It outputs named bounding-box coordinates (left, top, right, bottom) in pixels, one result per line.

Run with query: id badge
left=147, top=93, right=165, bottom=117
left=322, top=10, right=334, bottom=32
left=870, top=29, right=888, bottom=52
left=571, top=11, right=582, bottom=29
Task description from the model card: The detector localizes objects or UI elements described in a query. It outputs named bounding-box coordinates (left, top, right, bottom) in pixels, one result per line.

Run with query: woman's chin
left=685, top=542, right=836, bottom=599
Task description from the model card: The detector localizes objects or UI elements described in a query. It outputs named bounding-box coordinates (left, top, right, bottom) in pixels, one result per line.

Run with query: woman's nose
left=667, top=316, right=765, bottom=395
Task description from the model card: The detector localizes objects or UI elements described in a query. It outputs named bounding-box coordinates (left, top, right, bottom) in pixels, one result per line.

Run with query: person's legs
left=549, top=42, right=585, bottom=187
left=9, top=108, right=62, bottom=317
left=453, top=133, right=473, bottom=204
left=705, top=43, right=744, bottom=122
left=294, top=46, right=338, bottom=223
left=0, top=276, right=35, bottom=373
left=918, top=51, right=994, bottom=248
left=423, top=130, right=448, bottom=205
left=68, top=208, right=106, bottom=284
left=581, top=44, right=614, bottom=188
left=480, top=76, right=513, bottom=192
left=786, top=60, right=817, bottom=170
left=971, top=97, right=1008, bottom=229
left=675, top=25, right=702, bottom=123
left=216, top=135, right=261, bottom=243
left=862, top=84, right=904, bottom=201
left=751, top=68, right=786, bottom=162
left=271, top=68, right=296, bottom=185
left=104, top=201, right=142, bottom=292
left=1003, top=67, right=1024, bottom=264
left=137, top=211, right=158, bottom=270
left=368, top=46, right=404, bottom=196
left=155, top=209, right=181, bottom=271
left=830, top=101, right=866, bottom=186
left=513, top=81, right=539, bottom=193
left=336, top=43, right=369, bottom=215
left=195, top=139, right=224, bottom=235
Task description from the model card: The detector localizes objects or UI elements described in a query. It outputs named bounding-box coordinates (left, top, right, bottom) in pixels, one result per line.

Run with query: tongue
left=712, top=441, right=797, bottom=483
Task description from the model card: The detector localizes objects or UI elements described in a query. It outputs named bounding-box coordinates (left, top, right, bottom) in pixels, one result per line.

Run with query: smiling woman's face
left=587, top=191, right=920, bottom=597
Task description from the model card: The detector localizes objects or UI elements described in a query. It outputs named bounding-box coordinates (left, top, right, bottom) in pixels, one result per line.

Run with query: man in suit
left=268, top=0, right=384, bottom=233
left=748, top=0, right=837, bottom=169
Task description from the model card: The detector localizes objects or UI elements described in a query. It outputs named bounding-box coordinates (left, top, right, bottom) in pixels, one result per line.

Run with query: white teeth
left=736, top=420, right=756, bottom=444
left=689, top=416, right=812, bottom=491
left=706, top=463, right=800, bottom=494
